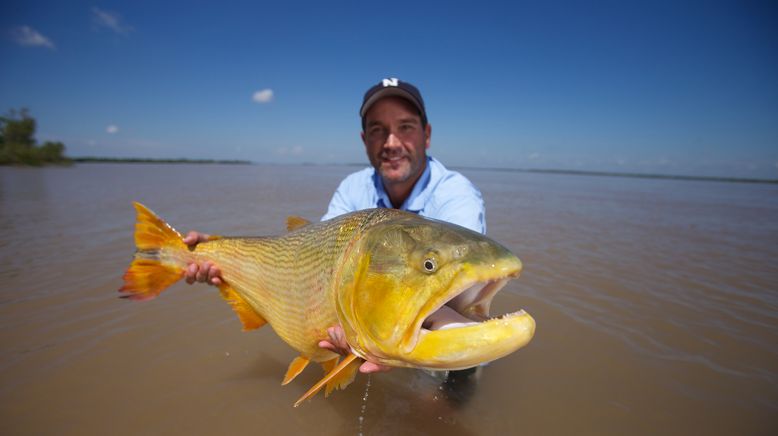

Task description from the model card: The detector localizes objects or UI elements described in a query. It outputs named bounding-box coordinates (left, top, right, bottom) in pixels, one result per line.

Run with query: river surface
left=1, top=163, right=776, bottom=435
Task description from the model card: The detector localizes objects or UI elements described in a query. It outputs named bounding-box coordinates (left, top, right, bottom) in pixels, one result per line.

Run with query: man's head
left=360, top=78, right=428, bottom=131
left=360, top=78, right=432, bottom=193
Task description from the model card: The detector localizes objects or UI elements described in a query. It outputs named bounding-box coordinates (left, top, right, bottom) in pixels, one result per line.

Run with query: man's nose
left=384, top=132, right=401, bottom=148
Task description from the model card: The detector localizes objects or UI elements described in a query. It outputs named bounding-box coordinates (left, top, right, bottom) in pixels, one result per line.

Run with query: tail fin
left=119, top=202, right=188, bottom=301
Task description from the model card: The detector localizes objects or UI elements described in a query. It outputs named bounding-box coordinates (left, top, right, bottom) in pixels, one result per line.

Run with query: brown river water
left=1, top=163, right=776, bottom=435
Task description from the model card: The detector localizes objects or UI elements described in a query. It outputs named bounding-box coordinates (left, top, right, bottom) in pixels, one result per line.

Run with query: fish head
left=336, top=214, right=535, bottom=370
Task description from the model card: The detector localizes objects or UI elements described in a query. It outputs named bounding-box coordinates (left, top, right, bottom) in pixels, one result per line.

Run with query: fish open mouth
left=397, top=265, right=535, bottom=369
left=421, top=277, right=522, bottom=333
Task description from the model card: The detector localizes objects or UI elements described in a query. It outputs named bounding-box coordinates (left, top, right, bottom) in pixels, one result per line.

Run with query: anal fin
left=218, top=284, right=266, bottom=331
left=293, top=353, right=362, bottom=407
left=282, top=356, right=310, bottom=385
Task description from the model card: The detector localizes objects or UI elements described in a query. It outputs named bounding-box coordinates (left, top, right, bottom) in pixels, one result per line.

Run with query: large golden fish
left=119, top=203, right=535, bottom=406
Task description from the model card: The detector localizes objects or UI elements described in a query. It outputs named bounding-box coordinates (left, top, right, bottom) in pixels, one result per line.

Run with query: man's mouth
left=382, top=154, right=407, bottom=164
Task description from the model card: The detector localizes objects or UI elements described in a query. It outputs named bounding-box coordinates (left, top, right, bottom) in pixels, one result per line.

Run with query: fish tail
left=119, top=202, right=188, bottom=301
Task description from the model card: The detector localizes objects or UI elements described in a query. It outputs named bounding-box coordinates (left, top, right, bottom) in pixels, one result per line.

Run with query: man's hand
left=318, top=326, right=392, bottom=374
left=182, top=231, right=223, bottom=286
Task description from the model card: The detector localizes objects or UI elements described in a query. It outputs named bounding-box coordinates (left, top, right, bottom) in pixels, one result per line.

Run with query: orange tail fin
left=119, top=202, right=188, bottom=301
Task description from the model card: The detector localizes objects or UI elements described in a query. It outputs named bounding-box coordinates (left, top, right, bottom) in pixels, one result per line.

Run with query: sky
left=2, top=0, right=777, bottom=178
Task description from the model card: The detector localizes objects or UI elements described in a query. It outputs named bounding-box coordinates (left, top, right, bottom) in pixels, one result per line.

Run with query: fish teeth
left=437, top=322, right=479, bottom=331
left=487, top=310, right=527, bottom=321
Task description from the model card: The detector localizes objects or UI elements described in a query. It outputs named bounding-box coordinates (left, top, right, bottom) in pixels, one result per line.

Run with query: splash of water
left=357, top=374, right=372, bottom=436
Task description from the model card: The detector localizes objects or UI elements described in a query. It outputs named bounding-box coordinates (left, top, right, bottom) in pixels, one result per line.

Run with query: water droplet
left=358, top=375, right=372, bottom=435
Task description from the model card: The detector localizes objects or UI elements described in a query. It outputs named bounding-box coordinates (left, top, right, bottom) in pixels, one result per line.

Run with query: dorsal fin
left=286, top=216, right=311, bottom=231
left=218, top=284, right=267, bottom=331
left=293, top=353, right=362, bottom=407
left=282, top=356, right=310, bottom=385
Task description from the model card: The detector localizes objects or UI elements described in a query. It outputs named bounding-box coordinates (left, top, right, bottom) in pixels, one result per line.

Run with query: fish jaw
left=394, top=256, right=535, bottom=369
left=336, top=214, right=535, bottom=370
left=405, top=309, right=535, bottom=369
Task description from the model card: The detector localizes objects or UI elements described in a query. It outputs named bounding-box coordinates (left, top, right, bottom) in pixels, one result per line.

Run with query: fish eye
left=423, top=258, right=437, bottom=273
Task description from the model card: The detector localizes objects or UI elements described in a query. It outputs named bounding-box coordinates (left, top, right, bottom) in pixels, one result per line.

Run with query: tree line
left=0, top=109, right=70, bottom=165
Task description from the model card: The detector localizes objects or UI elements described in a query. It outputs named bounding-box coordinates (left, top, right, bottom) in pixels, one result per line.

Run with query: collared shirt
left=322, top=156, right=486, bottom=234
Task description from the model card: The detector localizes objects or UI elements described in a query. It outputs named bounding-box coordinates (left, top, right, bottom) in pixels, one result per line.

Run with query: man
left=321, top=78, right=485, bottom=234
left=184, top=78, right=485, bottom=374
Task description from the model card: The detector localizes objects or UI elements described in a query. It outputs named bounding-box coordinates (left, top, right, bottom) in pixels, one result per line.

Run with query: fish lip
left=408, top=309, right=535, bottom=370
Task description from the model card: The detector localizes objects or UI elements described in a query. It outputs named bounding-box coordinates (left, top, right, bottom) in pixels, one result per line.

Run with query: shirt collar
left=373, top=157, right=432, bottom=212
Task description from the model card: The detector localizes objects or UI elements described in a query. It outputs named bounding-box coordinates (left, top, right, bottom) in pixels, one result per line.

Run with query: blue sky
left=2, top=0, right=777, bottom=178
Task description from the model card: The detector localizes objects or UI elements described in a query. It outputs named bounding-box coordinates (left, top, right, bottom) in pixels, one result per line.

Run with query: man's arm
left=321, top=183, right=354, bottom=221
left=431, top=176, right=486, bottom=234
left=435, top=196, right=486, bottom=234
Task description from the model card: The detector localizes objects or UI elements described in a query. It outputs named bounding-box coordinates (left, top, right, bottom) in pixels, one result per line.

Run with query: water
left=1, top=163, right=776, bottom=435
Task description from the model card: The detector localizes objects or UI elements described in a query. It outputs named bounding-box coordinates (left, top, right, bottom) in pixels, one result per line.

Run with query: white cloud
left=106, top=125, right=119, bottom=134
left=253, top=89, right=274, bottom=103
left=11, top=26, right=55, bottom=49
left=528, top=152, right=540, bottom=160
left=92, top=8, right=133, bottom=35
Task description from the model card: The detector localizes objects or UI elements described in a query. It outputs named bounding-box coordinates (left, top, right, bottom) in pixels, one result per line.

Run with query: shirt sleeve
left=431, top=176, right=486, bottom=234
left=321, top=178, right=355, bottom=221
left=435, top=194, right=486, bottom=234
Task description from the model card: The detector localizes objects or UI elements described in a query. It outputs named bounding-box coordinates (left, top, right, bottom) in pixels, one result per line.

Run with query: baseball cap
left=360, top=78, right=427, bottom=126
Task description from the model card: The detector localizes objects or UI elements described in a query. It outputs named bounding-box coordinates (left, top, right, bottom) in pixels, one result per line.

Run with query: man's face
left=362, top=96, right=431, bottom=186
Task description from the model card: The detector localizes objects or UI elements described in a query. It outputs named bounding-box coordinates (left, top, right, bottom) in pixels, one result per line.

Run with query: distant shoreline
left=70, top=157, right=777, bottom=185
left=454, top=166, right=778, bottom=185
left=73, top=157, right=251, bottom=165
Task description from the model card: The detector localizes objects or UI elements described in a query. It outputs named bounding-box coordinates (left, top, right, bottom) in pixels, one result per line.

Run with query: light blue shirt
left=322, top=156, right=486, bottom=234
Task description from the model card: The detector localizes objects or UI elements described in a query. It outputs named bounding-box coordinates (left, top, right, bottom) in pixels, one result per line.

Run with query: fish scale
left=166, top=209, right=393, bottom=358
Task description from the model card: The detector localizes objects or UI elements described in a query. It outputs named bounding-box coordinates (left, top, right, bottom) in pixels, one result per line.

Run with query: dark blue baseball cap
left=360, top=78, right=427, bottom=126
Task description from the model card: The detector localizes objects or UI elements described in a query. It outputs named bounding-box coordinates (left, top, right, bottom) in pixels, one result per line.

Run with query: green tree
left=0, top=108, right=69, bottom=165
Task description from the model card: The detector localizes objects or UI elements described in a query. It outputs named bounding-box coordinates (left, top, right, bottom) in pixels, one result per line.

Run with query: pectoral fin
left=218, top=284, right=266, bottom=331
left=324, top=357, right=360, bottom=398
left=282, top=356, right=310, bottom=385
left=320, top=358, right=338, bottom=375
left=293, top=353, right=362, bottom=407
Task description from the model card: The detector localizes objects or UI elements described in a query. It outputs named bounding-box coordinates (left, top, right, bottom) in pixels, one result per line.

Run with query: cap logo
left=382, top=78, right=399, bottom=87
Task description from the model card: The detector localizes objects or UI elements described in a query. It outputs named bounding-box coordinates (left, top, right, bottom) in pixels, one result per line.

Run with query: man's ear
left=361, top=131, right=367, bottom=147
left=425, top=123, right=431, bottom=149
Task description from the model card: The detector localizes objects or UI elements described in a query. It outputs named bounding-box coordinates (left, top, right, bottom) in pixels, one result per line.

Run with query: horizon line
left=71, top=156, right=778, bottom=185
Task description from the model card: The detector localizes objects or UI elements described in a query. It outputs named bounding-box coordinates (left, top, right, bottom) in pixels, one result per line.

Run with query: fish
left=119, top=202, right=535, bottom=406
